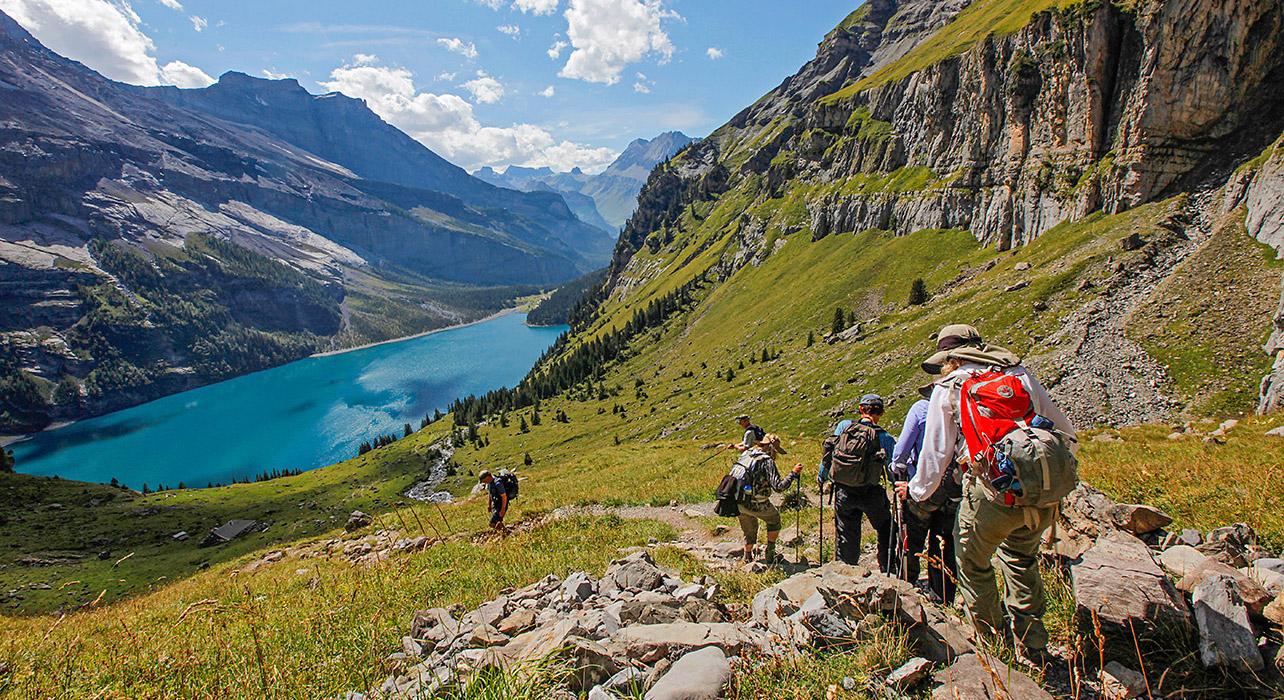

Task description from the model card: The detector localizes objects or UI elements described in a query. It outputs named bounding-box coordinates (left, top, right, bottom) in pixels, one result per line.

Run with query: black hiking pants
left=901, top=500, right=959, bottom=604
left=833, top=483, right=891, bottom=571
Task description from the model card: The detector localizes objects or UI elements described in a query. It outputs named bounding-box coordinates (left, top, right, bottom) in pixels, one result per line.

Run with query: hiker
left=730, top=433, right=803, bottom=563
left=478, top=470, right=509, bottom=533
left=907, top=324, right=1078, bottom=665
left=732, top=414, right=765, bottom=451
left=820, top=394, right=896, bottom=571
left=890, top=385, right=962, bottom=605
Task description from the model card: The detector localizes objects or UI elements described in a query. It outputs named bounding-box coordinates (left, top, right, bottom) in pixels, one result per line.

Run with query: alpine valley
left=6, top=0, right=1284, bottom=698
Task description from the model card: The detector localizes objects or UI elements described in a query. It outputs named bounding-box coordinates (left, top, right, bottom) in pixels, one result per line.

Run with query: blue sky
left=0, top=0, right=862, bottom=172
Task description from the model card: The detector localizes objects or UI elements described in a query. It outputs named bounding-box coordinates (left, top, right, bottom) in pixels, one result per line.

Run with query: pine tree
left=519, top=416, right=529, bottom=433
left=500, top=412, right=509, bottom=428
left=404, top=423, right=413, bottom=437
left=807, top=331, right=815, bottom=347
left=142, top=483, right=150, bottom=495
left=1, top=449, right=12, bottom=474
left=531, top=409, right=541, bottom=426
left=523, top=452, right=533, bottom=466
left=726, top=367, right=735, bottom=382
left=909, top=278, right=928, bottom=305
left=832, top=307, right=846, bottom=335
left=761, top=348, right=770, bottom=363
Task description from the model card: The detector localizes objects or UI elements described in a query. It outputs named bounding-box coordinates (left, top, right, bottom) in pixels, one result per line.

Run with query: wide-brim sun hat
left=759, top=433, right=787, bottom=455
left=921, top=323, right=1021, bottom=374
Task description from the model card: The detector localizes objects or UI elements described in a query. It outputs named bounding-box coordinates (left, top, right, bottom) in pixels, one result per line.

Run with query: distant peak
left=216, top=71, right=304, bottom=91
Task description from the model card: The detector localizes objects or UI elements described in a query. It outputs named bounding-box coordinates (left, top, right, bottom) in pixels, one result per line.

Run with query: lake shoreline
left=310, top=307, right=519, bottom=358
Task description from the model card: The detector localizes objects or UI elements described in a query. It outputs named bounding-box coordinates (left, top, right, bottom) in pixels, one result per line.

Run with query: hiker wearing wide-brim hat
left=907, top=323, right=1078, bottom=666
left=729, top=433, right=802, bottom=564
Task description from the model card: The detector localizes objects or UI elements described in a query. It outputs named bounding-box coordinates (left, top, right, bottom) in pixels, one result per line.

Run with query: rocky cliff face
left=601, top=0, right=1284, bottom=416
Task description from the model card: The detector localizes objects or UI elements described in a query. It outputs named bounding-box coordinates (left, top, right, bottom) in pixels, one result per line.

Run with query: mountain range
left=0, top=10, right=617, bottom=433
left=475, top=131, right=696, bottom=230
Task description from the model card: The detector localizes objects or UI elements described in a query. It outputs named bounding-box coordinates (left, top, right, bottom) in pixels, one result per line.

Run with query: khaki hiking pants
left=737, top=501, right=782, bottom=547
left=954, top=478, right=1056, bottom=650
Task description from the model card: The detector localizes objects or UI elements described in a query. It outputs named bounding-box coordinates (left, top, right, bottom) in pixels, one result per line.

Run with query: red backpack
left=957, top=369, right=1078, bottom=508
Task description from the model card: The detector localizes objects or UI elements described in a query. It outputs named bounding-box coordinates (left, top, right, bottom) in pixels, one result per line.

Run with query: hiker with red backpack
left=904, top=324, right=1078, bottom=666
left=820, top=394, right=896, bottom=571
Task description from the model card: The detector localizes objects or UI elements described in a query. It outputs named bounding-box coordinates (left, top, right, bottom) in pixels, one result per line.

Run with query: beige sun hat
left=921, top=324, right=1021, bottom=375
left=757, top=433, right=787, bottom=455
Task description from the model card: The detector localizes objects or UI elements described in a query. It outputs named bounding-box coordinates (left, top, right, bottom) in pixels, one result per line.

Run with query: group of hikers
left=716, top=324, right=1079, bottom=665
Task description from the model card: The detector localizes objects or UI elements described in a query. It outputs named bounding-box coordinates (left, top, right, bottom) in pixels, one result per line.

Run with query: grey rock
left=1207, top=523, right=1257, bottom=549
left=615, top=621, right=765, bottom=664
left=604, top=667, right=647, bottom=693
left=1178, top=558, right=1273, bottom=615
left=602, top=551, right=668, bottom=594
left=345, top=511, right=373, bottom=532
left=1072, top=533, right=1190, bottom=664
left=644, top=646, right=731, bottom=700
left=1254, top=557, right=1284, bottom=574
left=1100, top=661, right=1147, bottom=699
left=1158, top=544, right=1207, bottom=577
left=1192, top=574, right=1263, bottom=673
left=562, top=571, right=598, bottom=601
left=930, top=654, right=1052, bottom=700
left=1179, top=528, right=1203, bottom=547
left=588, top=686, right=618, bottom=700
left=496, top=608, right=537, bottom=637
left=887, top=657, right=932, bottom=689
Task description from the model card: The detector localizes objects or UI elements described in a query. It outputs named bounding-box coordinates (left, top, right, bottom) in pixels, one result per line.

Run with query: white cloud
left=471, top=0, right=504, bottom=8
left=559, top=0, right=678, bottom=85
left=497, top=24, right=520, bottom=39
left=513, top=0, right=558, bottom=14
left=159, top=60, right=214, bottom=88
left=319, top=57, right=617, bottom=173
left=539, top=85, right=555, bottom=98
left=633, top=82, right=649, bottom=94
left=1, top=0, right=161, bottom=84
left=706, top=47, right=723, bottom=60
left=190, top=15, right=206, bottom=32
left=462, top=74, right=505, bottom=104
left=261, top=68, right=290, bottom=80
left=157, top=0, right=182, bottom=10
left=547, top=40, right=568, bottom=60
left=436, top=37, right=478, bottom=60
left=435, top=71, right=457, bottom=82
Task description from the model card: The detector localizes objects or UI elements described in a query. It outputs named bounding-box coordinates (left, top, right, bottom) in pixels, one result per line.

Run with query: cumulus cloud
left=159, top=59, right=214, bottom=87
left=547, top=39, right=568, bottom=60
left=539, top=85, right=555, bottom=98
left=320, top=56, right=616, bottom=172
left=513, top=0, right=558, bottom=14
left=190, top=15, right=206, bottom=32
left=0, top=0, right=211, bottom=87
left=497, top=24, right=520, bottom=39
left=437, top=37, right=478, bottom=60
left=707, top=47, right=723, bottom=59
left=462, top=73, right=505, bottom=104
left=559, top=0, right=677, bottom=85
left=157, top=0, right=182, bottom=9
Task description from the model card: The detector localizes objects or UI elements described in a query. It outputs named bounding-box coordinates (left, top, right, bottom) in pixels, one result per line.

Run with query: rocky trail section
left=230, top=469, right=1284, bottom=699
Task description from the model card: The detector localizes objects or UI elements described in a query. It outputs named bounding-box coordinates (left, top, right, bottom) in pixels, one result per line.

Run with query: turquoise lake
left=11, top=312, right=564, bottom=489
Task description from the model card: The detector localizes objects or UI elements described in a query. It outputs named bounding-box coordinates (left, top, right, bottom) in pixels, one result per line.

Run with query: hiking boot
left=763, top=544, right=782, bottom=565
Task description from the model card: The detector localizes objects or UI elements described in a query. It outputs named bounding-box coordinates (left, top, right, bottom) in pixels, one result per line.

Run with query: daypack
left=727, top=451, right=771, bottom=503
left=746, top=424, right=765, bottom=443
left=820, top=421, right=887, bottom=488
left=956, top=369, right=1078, bottom=508
left=714, top=474, right=741, bottom=517
left=496, top=469, right=520, bottom=501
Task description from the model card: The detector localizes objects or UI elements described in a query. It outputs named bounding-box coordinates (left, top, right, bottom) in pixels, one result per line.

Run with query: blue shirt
left=891, top=399, right=931, bottom=480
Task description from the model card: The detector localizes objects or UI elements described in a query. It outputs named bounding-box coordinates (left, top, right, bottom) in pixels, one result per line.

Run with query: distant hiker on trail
left=890, top=385, right=962, bottom=605
left=819, top=394, right=895, bottom=571
left=728, top=433, right=802, bottom=564
left=733, top=414, right=765, bottom=451
left=908, top=324, right=1078, bottom=666
left=478, top=470, right=512, bottom=534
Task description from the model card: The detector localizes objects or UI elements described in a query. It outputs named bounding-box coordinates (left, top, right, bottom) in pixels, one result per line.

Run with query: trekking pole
left=794, top=479, right=801, bottom=564
left=696, top=444, right=730, bottom=467
left=817, top=482, right=824, bottom=565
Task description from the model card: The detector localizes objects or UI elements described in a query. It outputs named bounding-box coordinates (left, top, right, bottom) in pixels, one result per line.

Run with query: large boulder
left=503, top=619, right=619, bottom=690
left=1072, top=533, right=1191, bottom=665
left=601, top=551, right=669, bottom=595
left=644, top=646, right=731, bottom=700
left=1192, top=574, right=1264, bottom=673
left=614, top=621, right=765, bottom=664
left=345, top=511, right=373, bottom=531
left=1158, top=545, right=1208, bottom=578
left=618, top=595, right=726, bottom=625
left=930, top=654, right=1053, bottom=700
left=1243, top=565, right=1284, bottom=596
left=1048, top=483, right=1118, bottom=560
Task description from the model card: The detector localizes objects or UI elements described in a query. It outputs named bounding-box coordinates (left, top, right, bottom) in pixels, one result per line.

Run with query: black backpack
left=747, top=424, right=765, bottom=442
left=820, top=421, right=887, bottom=488
left=714, top=474, right=740, bottom=517
left=496, top=470, right=519, bottom=500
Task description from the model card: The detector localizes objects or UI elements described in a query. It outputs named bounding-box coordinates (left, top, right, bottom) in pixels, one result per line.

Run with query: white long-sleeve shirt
left=907, top=363, right=1076, bottom=502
